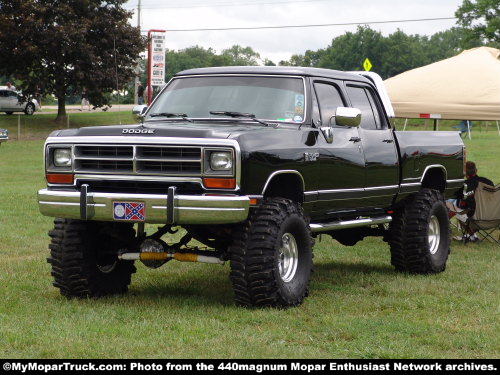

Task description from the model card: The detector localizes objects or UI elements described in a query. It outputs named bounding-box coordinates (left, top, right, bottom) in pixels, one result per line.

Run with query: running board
left=309, top=215, right=392, bottom=233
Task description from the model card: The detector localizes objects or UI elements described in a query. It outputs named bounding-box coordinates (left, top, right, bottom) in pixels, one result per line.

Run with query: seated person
left=448, top=161, right=494, bottom=241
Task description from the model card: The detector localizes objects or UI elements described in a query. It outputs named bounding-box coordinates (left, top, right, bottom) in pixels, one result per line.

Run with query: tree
left=221, top=45, right=261, bottom=66
left=317, top=26, right=385, bottom=72
left=165, top=46, right=226, bottom=82
left=163, top=45, right=263, bottom=82
left=423, top=27, right=486, bottom=62
left=380, top=30, right=429, bottom=78
left=0, top=0, right=146, bottom=122
left=456, top=0, right=500, bottom=46
left=279, top=25, right=491, bottom=79
left=282, top=49, right=326, bottom=67
left=263, top=58, right=276, bottom=66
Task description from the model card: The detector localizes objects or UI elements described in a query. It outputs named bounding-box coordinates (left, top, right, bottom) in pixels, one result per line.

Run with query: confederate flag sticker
left=113, top=201, right=146, bottom=221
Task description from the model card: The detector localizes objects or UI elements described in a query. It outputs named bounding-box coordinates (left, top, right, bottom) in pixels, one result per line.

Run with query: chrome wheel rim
left=26, top=105, right=33, bottom=115
left=278, top=233, right=299, bottom=283
left=428, top=215, right=441, bottom=255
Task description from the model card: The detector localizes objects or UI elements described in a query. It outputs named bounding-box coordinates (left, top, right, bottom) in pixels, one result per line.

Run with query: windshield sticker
left=293, top=115, right=303, bottom=123
left=295, top=94, right=304, bottom=115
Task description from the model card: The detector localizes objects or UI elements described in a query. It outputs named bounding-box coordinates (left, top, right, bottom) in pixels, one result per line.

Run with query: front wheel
left=229, top=198, right=313, bottom=308
left=47, top=219, right=137, bottom=298
left=389, top=188, right=450, bottom=274
left=24, top=103, right=35, bottom=115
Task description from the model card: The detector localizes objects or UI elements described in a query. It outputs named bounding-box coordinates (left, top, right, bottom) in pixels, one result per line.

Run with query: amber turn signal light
left=203, top=177, right=236, bottom=189
left=46, top=173, right=74, bottom=184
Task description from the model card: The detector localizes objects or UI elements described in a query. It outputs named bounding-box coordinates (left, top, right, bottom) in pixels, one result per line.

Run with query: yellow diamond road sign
left=363, top=58, right=372, bottom=71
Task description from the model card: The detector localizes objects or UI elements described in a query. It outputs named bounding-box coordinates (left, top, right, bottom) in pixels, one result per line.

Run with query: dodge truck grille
left=73, top=144, right=202, bottom=176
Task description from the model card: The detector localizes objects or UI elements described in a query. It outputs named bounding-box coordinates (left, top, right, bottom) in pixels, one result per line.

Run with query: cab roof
left=175, top=66, right=371, bottom=83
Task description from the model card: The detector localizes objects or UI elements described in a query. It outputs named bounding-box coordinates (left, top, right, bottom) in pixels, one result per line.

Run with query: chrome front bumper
left=38, top=187, right=250, bottom=224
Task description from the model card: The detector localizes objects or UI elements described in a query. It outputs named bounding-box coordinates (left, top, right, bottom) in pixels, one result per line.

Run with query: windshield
left=147, top=75, right=306, bottom=123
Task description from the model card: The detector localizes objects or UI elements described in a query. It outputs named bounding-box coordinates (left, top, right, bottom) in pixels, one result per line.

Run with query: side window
left=365, top=89, right=385, bottom=128
left=346, top=86, right=380, bottom=130
left=0, top=91, right=8, bottom=98
left=7, top=91, right=18, bottom=98
left=313, top=82, right=345, bottom=126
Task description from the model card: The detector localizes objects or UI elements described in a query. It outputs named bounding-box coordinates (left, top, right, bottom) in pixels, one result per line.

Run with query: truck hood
left=49, top=121, right=282, bottom=140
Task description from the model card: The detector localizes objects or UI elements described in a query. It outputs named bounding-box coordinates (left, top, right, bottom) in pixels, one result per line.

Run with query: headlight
left=53, top=148, right=72, bottom=167
left=210, top=151, right=232, bottom=171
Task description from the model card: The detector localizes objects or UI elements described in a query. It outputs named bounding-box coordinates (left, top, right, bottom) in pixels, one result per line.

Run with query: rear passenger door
left=345, top=83, right=399, bottom=208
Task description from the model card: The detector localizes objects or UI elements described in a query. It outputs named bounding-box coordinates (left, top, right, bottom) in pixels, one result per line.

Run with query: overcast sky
left=124, top=0, right=463, bottom=63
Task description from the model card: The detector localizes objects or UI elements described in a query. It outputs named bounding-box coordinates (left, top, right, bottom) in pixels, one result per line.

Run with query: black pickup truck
left=38, top=67, right=464, bottom=307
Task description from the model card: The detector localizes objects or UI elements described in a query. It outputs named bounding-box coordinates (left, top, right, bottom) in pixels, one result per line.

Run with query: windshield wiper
left=209, top=111, right=269, bottom=127
left=149, top=112, right=193, bottom=122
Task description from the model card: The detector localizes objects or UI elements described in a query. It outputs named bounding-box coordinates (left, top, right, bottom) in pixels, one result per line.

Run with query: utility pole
left=134, top=0, right=142, bottom=105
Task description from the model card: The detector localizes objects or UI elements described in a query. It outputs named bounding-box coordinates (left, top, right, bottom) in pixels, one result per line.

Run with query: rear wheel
left=47, top=219, right=137, bottom=298
left=389, top=188, right=450, bottom=273
left=5, top=112, right=13, bottom=115
left=24, top=103, right=35, bottom=115
left=229, top=198, right=313, bottom=308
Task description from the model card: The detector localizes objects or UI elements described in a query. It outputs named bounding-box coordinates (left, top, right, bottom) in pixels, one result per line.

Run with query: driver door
left=311, top=79, right=366, bottom=218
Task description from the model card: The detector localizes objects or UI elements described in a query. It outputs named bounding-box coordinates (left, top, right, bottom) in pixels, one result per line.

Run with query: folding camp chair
left=452, top=120, right=474, bottom=139
left=462, top=182, right=500, bottom=245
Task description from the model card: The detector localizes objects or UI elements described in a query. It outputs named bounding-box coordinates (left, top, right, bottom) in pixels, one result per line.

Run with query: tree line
left=157, top=26, right=493, bottom=83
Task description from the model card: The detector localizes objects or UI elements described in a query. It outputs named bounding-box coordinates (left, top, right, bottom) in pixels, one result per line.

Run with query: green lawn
left=0, top=120, right=499, bottom=358
left=0, top=111, right=136, bottom=140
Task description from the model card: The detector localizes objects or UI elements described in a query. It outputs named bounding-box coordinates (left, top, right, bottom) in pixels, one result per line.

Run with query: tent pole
left=433, top=119, right=437, bottom=131
left=403, top=118, right=408, bottom=131
left=467, top=120, right=471, bottom=139
left=496, top=121, right=500, bottom=136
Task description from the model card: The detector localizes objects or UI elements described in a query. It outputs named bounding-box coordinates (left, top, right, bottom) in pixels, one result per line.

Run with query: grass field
left=0, top=115, right=499, bottom=359
left=0, top=111, right=135, bottom=140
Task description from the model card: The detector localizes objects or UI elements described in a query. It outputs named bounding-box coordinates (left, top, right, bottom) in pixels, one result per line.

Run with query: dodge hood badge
left=122, top=129, right=155, bottom=134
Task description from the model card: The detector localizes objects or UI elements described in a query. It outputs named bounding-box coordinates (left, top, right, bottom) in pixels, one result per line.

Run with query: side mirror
left=132, top=105, right=148, bottom=120
left=320, top=126, right=334, bottom=144
left=335, top=107, right=362, bottom=127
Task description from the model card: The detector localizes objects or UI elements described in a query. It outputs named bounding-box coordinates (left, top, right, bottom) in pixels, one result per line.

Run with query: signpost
left=363, top=58, right=372, bottom=71
left=147, top=29, right=166, bottom=104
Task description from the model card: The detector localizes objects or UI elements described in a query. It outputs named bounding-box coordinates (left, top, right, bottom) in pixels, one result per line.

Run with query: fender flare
left=261, top=170, right=305, bottom=195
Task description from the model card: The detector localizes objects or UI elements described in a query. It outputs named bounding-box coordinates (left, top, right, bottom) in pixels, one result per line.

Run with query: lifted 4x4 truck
left=38, top=67, right=465, bottom=307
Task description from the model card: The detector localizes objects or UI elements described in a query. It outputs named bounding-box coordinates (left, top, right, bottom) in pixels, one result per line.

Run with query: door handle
left=382, top=139, right=394, bottom=143
left=349, top=136, right=361, bottom=143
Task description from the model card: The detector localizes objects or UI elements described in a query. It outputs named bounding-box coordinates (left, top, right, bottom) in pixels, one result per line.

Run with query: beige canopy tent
left=384, top=47, right=500, bottom=135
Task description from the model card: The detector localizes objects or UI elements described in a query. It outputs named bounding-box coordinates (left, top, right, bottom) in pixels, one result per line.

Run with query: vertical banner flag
left=150, top=31, right=166, bottom=86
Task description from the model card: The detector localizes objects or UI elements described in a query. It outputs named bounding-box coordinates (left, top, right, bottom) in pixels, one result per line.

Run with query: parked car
left=0, top=128, right=8, bottom=144
left=38, top=67, right=465, bottom=307
left=0, top=89, right=39, bottom=115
